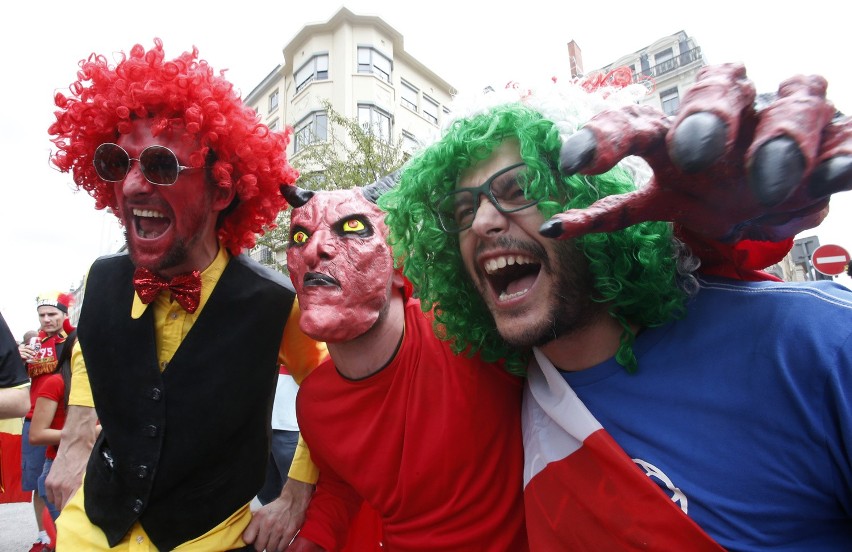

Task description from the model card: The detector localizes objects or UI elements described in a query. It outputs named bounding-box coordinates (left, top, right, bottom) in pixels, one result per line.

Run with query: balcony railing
left=634, top=46, right=703, bottom=82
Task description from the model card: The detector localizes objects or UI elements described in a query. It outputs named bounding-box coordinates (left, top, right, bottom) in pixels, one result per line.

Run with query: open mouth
left=483, top=254, right=541, bottom=302
left=132, top=208, right=171, bottom=239
left=303, top=272, right=340, bottom=288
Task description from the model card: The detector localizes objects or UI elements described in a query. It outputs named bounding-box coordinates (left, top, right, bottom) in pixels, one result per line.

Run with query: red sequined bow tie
left=132, top=267, right=202, bottom=314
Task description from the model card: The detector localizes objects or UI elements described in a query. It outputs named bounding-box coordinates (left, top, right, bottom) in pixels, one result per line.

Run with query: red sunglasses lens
left=139, top=146, right=180, bottom=185
left=93, top=144, right=130, bottom=181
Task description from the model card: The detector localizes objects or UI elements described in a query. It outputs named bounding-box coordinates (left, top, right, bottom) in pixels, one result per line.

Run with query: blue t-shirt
left=561, top=276, right=852, bottom=551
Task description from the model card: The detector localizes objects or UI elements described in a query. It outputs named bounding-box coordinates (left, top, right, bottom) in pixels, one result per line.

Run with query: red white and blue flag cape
left=522, top=348, right=724, bottom=551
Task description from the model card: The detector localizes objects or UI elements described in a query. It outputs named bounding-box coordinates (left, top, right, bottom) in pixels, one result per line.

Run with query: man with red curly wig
left=46, top=39, right=326, bottom=551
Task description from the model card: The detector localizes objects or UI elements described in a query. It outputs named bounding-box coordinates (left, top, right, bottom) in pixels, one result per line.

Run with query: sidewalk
left=0, top=500, right=38, bottom=551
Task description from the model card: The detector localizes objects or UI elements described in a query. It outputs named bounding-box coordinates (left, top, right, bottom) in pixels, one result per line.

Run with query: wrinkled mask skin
left=287, top=188, right=395, bottom=342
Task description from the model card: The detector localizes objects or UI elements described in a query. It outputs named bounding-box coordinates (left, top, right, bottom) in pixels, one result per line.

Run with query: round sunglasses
left=93, top=143, right=203, bottom=186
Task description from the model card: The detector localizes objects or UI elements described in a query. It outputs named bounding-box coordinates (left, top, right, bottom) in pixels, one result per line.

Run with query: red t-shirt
left=297, top=298, right=527, bottom=551
left=34, top=373, right=66, bottom=459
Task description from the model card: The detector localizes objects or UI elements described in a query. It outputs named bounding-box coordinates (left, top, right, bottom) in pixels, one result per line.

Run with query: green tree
left=253, top=100, right=408, bottom=273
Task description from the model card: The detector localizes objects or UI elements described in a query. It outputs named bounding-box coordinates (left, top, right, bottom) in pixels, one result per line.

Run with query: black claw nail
left=539, top=219, right=563, bottom=238
left=559, top=129, right=597, bottom=175
left=809, top=156, right=852, bottom=198
left=748, top=137, right=805, bottom=207
left=669, top=112, right=728, bottom=173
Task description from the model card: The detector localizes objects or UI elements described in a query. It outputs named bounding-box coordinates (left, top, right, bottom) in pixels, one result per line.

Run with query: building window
left=357, top=47, right=392, bottom=83
left=295, top=54, right=329, bottom=94
left=401, top=81, right=418, bottom=111
left=660, top=87, right=680, bottom=116
left=268, top=89, right=279, bottom=112
left=654, top=48, right=675, bottom=75
left=251, top=245, right=273, bottom=265
left=268, top=118, right=280, bottom=131
left=423, top=95, right=439, bottom=125
left=358, top=104, right=391, bottom=141
left=294, top=111, right=328, bottom=153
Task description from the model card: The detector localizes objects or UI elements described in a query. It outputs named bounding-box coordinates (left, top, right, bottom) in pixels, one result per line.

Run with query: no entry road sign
left=811, top=244, right=851, bottom=276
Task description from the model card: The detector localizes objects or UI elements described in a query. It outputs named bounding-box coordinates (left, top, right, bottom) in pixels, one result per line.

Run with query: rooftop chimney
left=567, top=40, right=584, bottom=78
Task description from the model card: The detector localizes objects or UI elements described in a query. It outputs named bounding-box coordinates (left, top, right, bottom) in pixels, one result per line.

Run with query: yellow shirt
left=59, top=247, right=326, bottom=551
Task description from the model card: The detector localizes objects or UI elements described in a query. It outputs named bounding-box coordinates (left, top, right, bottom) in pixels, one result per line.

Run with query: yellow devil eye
left=292, top=230, right=309, bottom=244
left=342, top=219, right=366, bottom=232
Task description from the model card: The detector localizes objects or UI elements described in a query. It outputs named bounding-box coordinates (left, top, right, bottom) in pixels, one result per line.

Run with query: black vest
left=77, top=252, right=294, bottom=550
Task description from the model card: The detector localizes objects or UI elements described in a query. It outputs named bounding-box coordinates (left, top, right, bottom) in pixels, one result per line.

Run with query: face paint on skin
left=112, top=119, right=226, bottom=277
left=287, top=188, right=395, bottom=342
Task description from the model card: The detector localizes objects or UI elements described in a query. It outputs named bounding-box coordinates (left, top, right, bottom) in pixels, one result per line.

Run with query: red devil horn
left=362, top=170, right=402, bottom=204
left=280, top=184, right=315, bottom=208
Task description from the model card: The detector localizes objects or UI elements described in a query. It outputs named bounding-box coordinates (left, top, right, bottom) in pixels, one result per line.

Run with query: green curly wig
left=380, top=102, right=692, bottom=375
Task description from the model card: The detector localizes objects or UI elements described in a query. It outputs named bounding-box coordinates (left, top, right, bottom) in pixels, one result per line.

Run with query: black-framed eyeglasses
left=433, top=162, right=539, bottom=233
left=93, top=143, right=203, bottom=186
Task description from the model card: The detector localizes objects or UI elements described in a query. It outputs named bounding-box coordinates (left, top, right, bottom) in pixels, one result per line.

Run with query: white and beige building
left=245, top=6, right=455, bottom=164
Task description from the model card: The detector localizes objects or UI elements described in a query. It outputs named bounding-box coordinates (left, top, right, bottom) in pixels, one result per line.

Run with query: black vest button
left=136, top=465, right=149, bottom=478
left=149, top=387, right=162, bottom=401
left=142, top=424, right=158, bottom=437
left=132, top=499, right=144, bottom=513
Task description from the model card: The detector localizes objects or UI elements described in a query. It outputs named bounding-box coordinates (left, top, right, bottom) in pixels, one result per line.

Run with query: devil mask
left=286, top=187, right=396, bottom=342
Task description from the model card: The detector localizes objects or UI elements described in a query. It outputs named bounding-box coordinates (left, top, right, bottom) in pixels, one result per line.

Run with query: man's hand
left=18, top=342, right=36, bottom=363
left=243, top=478, right=315, bottom=552
left=46, top=405, right=97, bottom=509
left=542, top=63, right=852, bottom=243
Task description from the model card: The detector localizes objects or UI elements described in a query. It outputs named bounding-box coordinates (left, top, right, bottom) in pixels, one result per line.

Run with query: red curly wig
left=48, top=38, right=297, bottom=255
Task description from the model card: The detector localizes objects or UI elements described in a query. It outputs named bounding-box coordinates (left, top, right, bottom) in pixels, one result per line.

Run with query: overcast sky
left=1, top=0, right=849, bottom=337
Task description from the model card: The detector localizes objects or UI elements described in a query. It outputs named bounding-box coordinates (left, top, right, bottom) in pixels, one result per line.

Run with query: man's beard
left=124, top=229, right=191, bottom=274
left=123, top=198, right=212, bottom=275
left=491, top=239, right=604, bottom=349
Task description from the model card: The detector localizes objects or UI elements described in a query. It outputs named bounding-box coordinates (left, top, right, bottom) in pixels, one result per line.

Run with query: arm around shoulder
left=46, top=404, right=98, bottom=509
left=279, top=298, right=328, bottom=384
left=46, top=342, right=98, bottom=508
left=289, top=434, right=319, bottom=485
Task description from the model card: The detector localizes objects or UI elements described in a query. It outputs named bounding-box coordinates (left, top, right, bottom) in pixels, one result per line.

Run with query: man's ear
left=212, top=183, right=237, bottom=212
